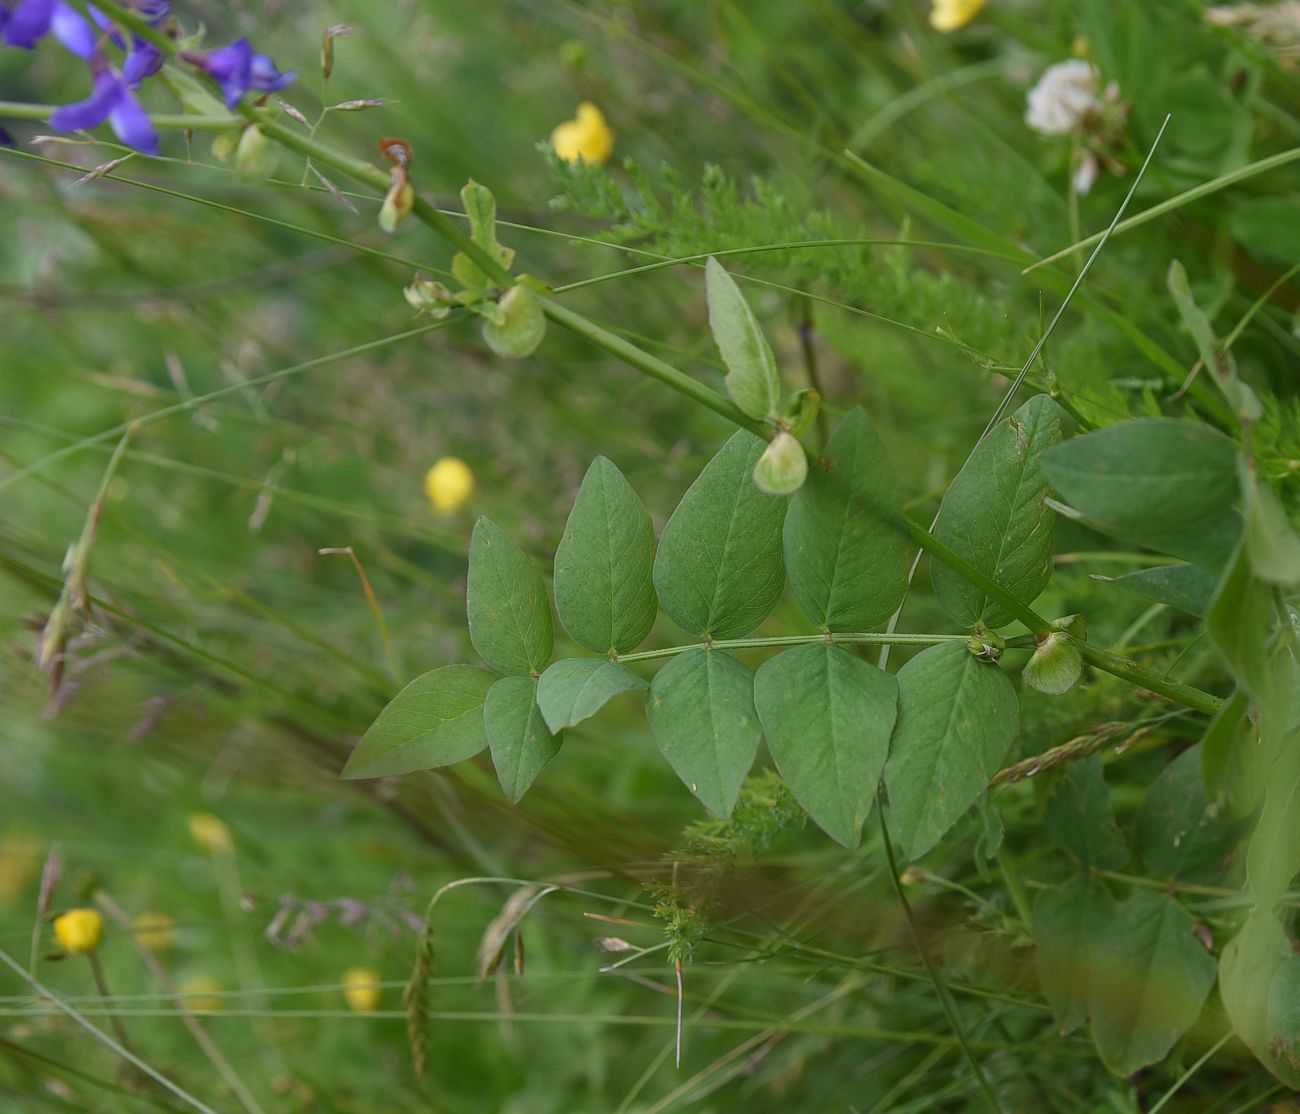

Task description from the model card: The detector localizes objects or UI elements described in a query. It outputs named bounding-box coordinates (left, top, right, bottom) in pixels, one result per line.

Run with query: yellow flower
left=53, top=908, right=103, bottom=955
left=0, top=833, right=40, bottom=906
left=341, top=967, right=383, bottom=1013
left=930, top=0, right=986, bottom=32
left=189, top=812, right=232, bottom=854
left=424, top=457, right=474, bottom=513
left=550, top=102, right=614, bottom=165
left=133, top=911, right=175, bottom=953
left=178, top=975, right=225, bottom=1013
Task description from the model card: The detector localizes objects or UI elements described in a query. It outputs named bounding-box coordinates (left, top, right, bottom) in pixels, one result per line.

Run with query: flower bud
left=424, top=457, right=474, bottom=514
left=133, top=910, right=175, bottom=953
left=178, top=975, right=224, bottom=1012
left=341, top=967, right=382, bottom=1012
left=752, top=432, right=808, bottom=495
left=404, top=276, right=454, bottom=316
left=1023, top=631, right=1084, bottom=696
left=379, top=170, right=414, bottom=233
left=189, top=812, right=233, bottom=854
left=54, top=907, right=103, bottom=955
left=234, top=124, right=271, bottom=178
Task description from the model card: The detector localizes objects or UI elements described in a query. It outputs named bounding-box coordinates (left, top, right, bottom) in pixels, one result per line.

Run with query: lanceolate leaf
left=1087, top=891, right=1216, bottom=1076
left=1043, top=755, right=1128, bottom=870
left=343, top=665, right=495, bottom=779
left=1042, top=418, right=1241, bottom=566
left=705, top=256, right=781, bottom=420
left=1094, top=563, right=1218, bottom=617
left=553, top=457, right=657, bottom=654
left=1032, top=874, right=1116, bottom=1034
left=784, top=407, right=910, bottom=632
left=753, top=643, right=898, bottom=849
left=484, top=674, right=561, bottom=803
left=653, top=431, right=787, bottom=640
left=646, top=648, right=761, bottom=817
left=884, top=642, right=1019, bottom=860
left=536, top=658, right=647, bottom=733
left=1136, top=745, right=1240, bottom=883
left=932, top=394, right=1066, bottom=629
left=467, top=517, right=553, bottom=675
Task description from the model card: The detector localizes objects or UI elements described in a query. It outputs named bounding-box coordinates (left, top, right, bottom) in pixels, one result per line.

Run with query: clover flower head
left=50, top=63, right=159, bottom=154
left=424, top=457, right=474, bottom=513
left=1025, top=60, right=1101, bottom=136
left=341, top=967, right=382, bottom=1012
left=188, top=811, right=233, bottom=853
left=53, top=907, right=103, bottom=955
left=929, top=0, right=986, bottom=32
left=551, top=102, right=614, bottom=165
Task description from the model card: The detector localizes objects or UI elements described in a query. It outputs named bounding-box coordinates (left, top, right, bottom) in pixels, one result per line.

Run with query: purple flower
left=49, top=1, right=95, bottom=56
left=191, top=37, right=295, bottom=107
left=122, top=38, right=162, bottom=85
left=2, top=0, right=55, bottom=48
left=50, top=66, right=159, bottom=154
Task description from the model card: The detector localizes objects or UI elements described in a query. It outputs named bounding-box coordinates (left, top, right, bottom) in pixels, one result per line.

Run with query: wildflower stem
left=617, top=632, right=965, bottom=665
left=902, top=518, right=1223, bottom=716
left=0, top=949, right=219, bottom=1114
left=0, top=102, right=242, bottom=129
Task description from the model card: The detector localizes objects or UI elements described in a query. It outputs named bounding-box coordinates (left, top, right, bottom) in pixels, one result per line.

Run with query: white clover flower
left=1025, top=60, right=1101, bottom=136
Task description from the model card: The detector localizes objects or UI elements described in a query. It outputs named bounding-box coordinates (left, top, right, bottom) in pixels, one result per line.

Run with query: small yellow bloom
left=341, top=967, right=383, bottom=1013
left=424, top=457, right=474, bottom=513
left=189, top=812, right=232, bottom=854
left=178, top=975, right=225, bottom=1013
left=133, top=911, right=175, bottom=953
left=550, top=102, right=614, bottom=165
left=930, top=0, right=986, bottom=32
left=53, top=908, right=103, bottom=955
left=0, top=834, right=40, bottom=906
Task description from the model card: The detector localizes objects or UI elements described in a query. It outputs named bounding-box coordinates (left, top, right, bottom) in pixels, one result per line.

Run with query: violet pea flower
left=2, top=0, right=96, bottom=54
left=192, top=37, right=295, bottom=107
left=49, top=65, right=160, bottom=154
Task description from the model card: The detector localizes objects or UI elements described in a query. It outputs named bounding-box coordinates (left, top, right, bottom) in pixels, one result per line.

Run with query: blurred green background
left=2, top=0, right=1298, bottom=1109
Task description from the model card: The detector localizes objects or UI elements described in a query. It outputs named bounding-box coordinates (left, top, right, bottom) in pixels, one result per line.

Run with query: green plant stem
left=617, top=632, right=964, bottom=664
left=0, top=102, right=241, bottom=128
left=537, top=298, right=767, bottom=435
left=877, top=805, right=1005, bottom=1114
left=903, top=519, right=1223, bottom=716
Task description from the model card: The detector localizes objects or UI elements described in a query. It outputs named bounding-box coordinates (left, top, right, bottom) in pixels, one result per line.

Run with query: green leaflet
left=484, top=674, right=561, bottom=804
left=705, top=256, right=781, bottom=420
left=653, top=431, right=787, bottom=640
left=1087, top=891, right=1215, bottom=1076
left=1167, top=260, right=1261, bottom=422
left=1032, top=875, right=1116, bottom=1034
left=467, top=517, right=553, bottom=675
left=1206, top=542, right=1275, bottom=703
left=884, top=642, right=1019, bottom=860
left=1094, top=562, right=1218, bottom=617
left=1043, top=755, right=1128, bottom=870
left=753, top=643, right=898, bottom=849
left=931, top=394, right=1065, bottom=630
left=1220, top=911, right=1300, bottom=1089
left=1041, top=418, right=1242, bottom=567
left=536, top=658, right=647, bottom=732
left=553, top=457, right=657, bottom=655
left=1200, top=687, right=1261, bottom=820
left=1245, top=479, right=1300, bottom=586
left=342, top=665, right=495, bottom=779
left=1136, top=744, right=1240, bottom=883
left=783, top=407, right=910, bottom=632
left=646, top=648, right=761, bottom=818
